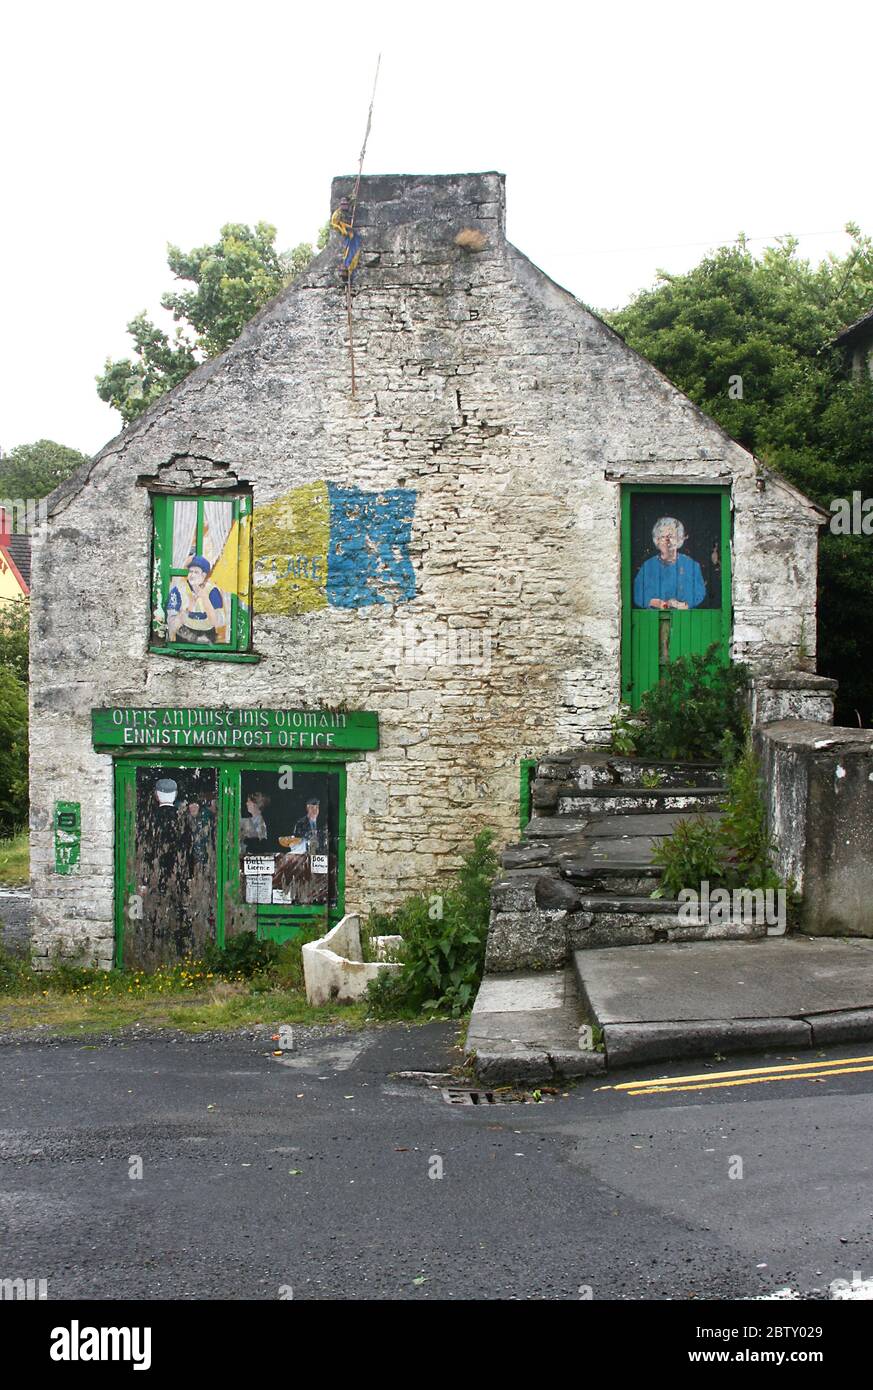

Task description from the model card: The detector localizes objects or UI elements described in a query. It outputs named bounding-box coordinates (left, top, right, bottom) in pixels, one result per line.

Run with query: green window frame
left=149, top=492, right=257, bottom=662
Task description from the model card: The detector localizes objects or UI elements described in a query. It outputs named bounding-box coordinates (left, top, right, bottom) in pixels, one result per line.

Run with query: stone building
left=833, top=307, right=873, bottom=381
left=30, top=172, right=827, bottom=969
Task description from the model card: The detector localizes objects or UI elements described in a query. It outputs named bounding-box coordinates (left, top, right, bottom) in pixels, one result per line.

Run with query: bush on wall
left=618, top=644, right=749, bottom=762
left=365, top=829, right=499, bottom=1019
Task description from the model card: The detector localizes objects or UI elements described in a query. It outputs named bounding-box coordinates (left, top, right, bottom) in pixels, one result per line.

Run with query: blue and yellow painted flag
left=330, top=198, right=362, bottom=278
left=253, top=481, right=416, bottom=616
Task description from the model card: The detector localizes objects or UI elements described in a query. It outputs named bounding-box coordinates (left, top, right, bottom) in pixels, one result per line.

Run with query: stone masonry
left=30, top=172, right=825, bottom=966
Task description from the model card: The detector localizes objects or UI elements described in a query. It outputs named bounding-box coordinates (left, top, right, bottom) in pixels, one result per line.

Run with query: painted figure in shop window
left=293, top=797, right=327, bottom=853
left=167, top=555, right=227, bottom=643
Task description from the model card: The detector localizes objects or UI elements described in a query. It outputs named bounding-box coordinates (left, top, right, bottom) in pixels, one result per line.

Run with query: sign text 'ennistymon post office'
left=91, top=707, right=379, bottom=752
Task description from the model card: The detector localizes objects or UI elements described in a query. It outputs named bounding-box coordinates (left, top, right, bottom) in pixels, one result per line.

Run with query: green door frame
left=113, top=754, right=349, bottom=966
left=620, top=484, right=732, bottom=710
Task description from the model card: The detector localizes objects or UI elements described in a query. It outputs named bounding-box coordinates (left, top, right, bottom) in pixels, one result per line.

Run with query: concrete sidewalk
left=468, top=936, right=873, bottom=1081
left=578, top=936, right=873, bottom=1067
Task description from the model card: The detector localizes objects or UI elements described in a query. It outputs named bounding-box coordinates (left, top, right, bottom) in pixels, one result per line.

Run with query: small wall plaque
left=54, top=801, right=81, bottom=875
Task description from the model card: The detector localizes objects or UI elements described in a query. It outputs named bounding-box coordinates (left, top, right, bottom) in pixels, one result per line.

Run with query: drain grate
left=441, top=1088, right=555, bottom=1105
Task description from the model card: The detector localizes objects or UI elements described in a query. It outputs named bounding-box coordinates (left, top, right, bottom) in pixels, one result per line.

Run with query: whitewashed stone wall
left=29, top=173, right=824, bottom=966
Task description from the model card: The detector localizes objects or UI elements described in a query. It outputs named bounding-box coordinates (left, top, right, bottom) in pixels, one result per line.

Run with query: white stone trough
left=302, top=913, right=403, bottom=1006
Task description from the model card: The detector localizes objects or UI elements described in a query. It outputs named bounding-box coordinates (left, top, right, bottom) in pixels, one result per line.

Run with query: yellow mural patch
left=253, top=481, right=330, bottom=615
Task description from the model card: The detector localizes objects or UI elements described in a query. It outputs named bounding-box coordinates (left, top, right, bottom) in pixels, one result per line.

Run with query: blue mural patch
left=326, top=484, right=417, bottom=608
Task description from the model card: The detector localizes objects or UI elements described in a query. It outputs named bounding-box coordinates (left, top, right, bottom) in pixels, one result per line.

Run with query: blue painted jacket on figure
left=633, top=553, right=707, bottom=609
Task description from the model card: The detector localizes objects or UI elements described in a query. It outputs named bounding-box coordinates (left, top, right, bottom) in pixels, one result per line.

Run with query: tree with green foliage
left=0, top=599, right=28, bottom=684
left=0, top=666, right=27, bottom=833
left=0, top=439, right=89, bottom=500
left=97, top=221, right=329, bottom=424
left=0, top=598, right=29, bottom=833
left=607, top=225, right=873, bottom=725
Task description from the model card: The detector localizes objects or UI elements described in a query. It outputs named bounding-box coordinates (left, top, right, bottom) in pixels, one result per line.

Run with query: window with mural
left=150, top=493, right=252, bottom=654
left=239, top=768, right=340, bottom=908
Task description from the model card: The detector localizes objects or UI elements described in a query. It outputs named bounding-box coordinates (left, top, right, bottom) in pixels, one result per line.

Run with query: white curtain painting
left=171, top=500, right=198, bottom=568
left=203, top=499, right=235, bottom=639
left=202, top=500, right=234, bottom=567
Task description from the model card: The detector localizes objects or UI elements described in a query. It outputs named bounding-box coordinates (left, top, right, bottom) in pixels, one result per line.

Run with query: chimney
left=329, top=172, right=506, bottom=256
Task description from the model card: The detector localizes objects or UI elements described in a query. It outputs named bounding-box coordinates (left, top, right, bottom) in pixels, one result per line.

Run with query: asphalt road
left=2, top=1023, right=873, bottom=1300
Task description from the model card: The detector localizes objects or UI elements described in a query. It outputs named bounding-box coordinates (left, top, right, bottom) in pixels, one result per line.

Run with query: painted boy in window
left=167, top=555, right=227, bottom=643
left=632, top=516, right=706, bottom=610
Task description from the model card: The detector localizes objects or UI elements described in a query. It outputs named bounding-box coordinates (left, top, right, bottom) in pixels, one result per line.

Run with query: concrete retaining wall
left=758, top=720, right=873, bottom=936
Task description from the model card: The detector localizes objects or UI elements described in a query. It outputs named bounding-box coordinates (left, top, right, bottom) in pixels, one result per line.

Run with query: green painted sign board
left=92, top=707, right=379, bottom=753
left=54, top=801, right=81, bottom=874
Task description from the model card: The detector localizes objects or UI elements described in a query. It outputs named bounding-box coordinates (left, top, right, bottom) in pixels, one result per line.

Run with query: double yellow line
left=601, top=1053, right=873, bottom=1097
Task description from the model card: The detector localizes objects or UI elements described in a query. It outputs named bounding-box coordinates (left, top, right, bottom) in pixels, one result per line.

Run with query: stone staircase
left=486, top=751, right=765, bottom=972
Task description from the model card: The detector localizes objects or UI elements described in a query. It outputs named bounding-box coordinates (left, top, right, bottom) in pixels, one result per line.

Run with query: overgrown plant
left=635, top=644, right=748, bottom=762
left=365, top=830, right=499, bottom=1019
left=641, top=770, right=664, bottom=788
left=609, top=703, right=641, bottom=755
left=652, top=816, right=726, bottom=897
left=718, top=738, right=781, bottom=890
left=652, top=738, right=781, bottom=896
left=202, top=933, right=279, bottom=980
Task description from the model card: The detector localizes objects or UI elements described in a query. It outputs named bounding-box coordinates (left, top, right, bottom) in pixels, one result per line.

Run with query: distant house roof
left=6, top=532, right=31, bottom=590
left=0, top=526, right=30, bottom=596
left=832, top=308, right=873, bottom=349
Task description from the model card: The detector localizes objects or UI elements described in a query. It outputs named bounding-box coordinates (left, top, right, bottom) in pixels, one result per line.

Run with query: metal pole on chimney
left=346, top=53, right=381, bottom=397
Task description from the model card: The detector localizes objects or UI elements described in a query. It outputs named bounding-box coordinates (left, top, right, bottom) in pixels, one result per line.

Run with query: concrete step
left=534, top=752, right=723, bottom=791
left=557, top=836, right=664, bottom=891
left=466, top=968, right=605, bottom=1084
left=581, top=809, right=722, bottom=838
left=566, top=873, right=662, bottom=896
left=557, top=786, right=726, bottom=817
left=491, top=866, right=663, bottom=914
left=578, top=893, right=678, bottom=914
left=571, top=896, right=765, bottom=951
left=470, top=940, right=873, bottom=1080
left=523, top=815, right=590, bottom=841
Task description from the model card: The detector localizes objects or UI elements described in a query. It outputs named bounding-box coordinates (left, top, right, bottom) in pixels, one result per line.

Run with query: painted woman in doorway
left=632, top=516, right=706, bottom=611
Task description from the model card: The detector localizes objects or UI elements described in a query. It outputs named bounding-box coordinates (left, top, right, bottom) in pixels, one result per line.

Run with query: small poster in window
left=245, top=874, right=273, bottom=904
left=311, top=854, right=328, bottom=875
left=244, top=856, right=275, bottom=875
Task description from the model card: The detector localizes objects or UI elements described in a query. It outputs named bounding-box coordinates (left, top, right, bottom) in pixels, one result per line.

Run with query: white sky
left=2, top=0, right=871, bottom=456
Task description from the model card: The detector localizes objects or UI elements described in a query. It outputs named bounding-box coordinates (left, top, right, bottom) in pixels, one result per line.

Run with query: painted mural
left=239, top=768, right=339, bottom=907
left=126, top=767, right=217, bottom=969
left=254, top=482, right=416, bottom=615
left=630, top=494, right=722, bottom=611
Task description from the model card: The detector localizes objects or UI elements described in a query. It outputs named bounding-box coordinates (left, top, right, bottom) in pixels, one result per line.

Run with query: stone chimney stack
left=329, top=172, right=506, bottom=257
